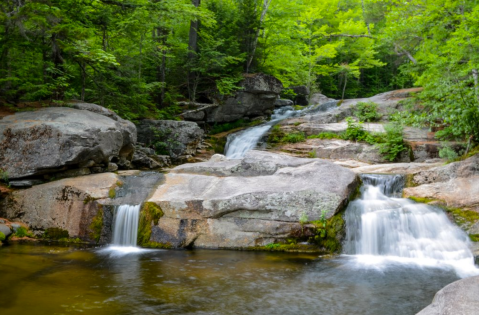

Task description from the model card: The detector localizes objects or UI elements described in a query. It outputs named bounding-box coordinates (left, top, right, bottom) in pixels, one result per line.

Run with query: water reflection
left=0, top=243, right=463, bottom=315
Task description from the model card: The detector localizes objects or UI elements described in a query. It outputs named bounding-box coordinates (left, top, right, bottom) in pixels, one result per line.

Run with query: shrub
left=342, top=117, right=368, bottom=141
left=375, top=123, right=407, bottom=161
left=354, top=101, right=381, bottom=122
left=439, top=144, right=459, bottom=161
left=43, top=228, right=69, bottom=240
left=307, top=132, right=342, bottom=140
left=14, top=226, right=31, bottom=238
left=282, top=132, right=305, bottom=143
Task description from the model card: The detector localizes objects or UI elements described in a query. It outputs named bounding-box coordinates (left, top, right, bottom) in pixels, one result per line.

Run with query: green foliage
left=43, top=228, right=69, bottom=240
left=439, top=144, right=459, bottom=162
left=265, top=243, right=281, bottom=250
left=299, top=212, right=308, bottom=226
left=268, top=125, right=305, bottom=144
left=209, top=119, right=256, bottom=135
left=342, top=117, right=368, bottom=141
left=281, top=89, right=296, bottom=100
left=375, top=123, right=407, bottom=162
left=307, top=132, right=342, bottom=140
left=0, top=231, right=5, bottom=242
left=108, top=188, right=116, bottom=199
left=308, top=149, right=317, bottom=158
left=354, top=101, right=381, bottom=122
left=282, top=132, right=306, bottom=143
left=14, top=227, right=33, bottom=238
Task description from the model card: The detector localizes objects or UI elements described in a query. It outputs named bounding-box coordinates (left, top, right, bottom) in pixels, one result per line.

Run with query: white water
left=344, top=174, right=479, bottom=278
left=224, top=106, right=297, bottom=159
left=100, top=204, right=148, bottom=256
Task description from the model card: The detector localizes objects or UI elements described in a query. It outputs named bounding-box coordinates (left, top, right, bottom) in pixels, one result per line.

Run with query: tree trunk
left=187, top=0, right=200, bottom=101
left=246, top=0, right=272, bottom=73
left=473, top=69, right=479, bottom=104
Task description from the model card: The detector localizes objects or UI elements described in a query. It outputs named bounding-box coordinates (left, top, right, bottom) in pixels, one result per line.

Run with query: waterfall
left=344, top=174, right=478, bottom=277
left=224, top=106, right=297, bottom=159
left=111, top=204, right=141, bottom=247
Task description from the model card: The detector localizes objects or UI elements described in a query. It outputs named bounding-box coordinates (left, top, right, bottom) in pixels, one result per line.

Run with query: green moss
left=142, top=241, right=172, bottom=249
left=0, top=231, right=5, bottom=242
left=89, top=206, right=104, bottom=244
left=309, top=212, right=346, bottom=253
left=267, top=125, right=305, bottom=145
left=83, top=195, right=96, bottom=204
left=43, top=228, right=69, bottom=240
left=307, top=132, right=342, bottom=140
left=14, top=226, right=34, bottom=238
left=108, top=188, right=116, bottom=199
left=469, top=234, right=479, bottom=242
left=116, top=181, right=124, bottom=187
left=137, top=202, right=164, bottom=246
left=209, top=136, right=228, bottom=154
left=407, top=196, right=436, bottom=204
left=405, top=174, right=418, bottom=188
left=247, top=243, right=322, bottom=253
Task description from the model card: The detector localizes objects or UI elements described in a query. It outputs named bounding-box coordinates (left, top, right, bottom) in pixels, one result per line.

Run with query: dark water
left=0, top=243, right=461, bottom=315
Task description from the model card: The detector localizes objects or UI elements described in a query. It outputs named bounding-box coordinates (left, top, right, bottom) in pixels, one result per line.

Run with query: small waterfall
left=224, top=106, right=297, bottom=159
left=111, top=204, right=141, bottom=247
left=344, top=174, right=478, bottom=277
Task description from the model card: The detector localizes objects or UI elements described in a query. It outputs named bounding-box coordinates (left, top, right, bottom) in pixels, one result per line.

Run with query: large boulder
left=205, top=73, right=283, bottom=123
left=146, top=150, right=358, bottom=249
left=416, top=276, right=479, bottom=315
left=288, top=85, right=310, bottom=105
left=0, top=106, right=136, bottom=179
left=136, top=120, right=204, bottom=162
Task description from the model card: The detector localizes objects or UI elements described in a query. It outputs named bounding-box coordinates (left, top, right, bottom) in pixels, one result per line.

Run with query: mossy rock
left=309, top=212, right=346, bottom=253
left=43, top=227, right=69, bottom=240
left=141, top=241, right=172, bottom=249
left=89, top=206, right=104, bottom=244
left=137, top=202, right=164, bottom=246
left=0, top=231, right=5, bottom=242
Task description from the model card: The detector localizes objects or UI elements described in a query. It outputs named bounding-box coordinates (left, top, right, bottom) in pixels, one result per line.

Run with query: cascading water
left=111, top=204, right=141, bottom=246
left=224, top=106, right=297, bottom=159
left=344, top=174, right=478, bottom=277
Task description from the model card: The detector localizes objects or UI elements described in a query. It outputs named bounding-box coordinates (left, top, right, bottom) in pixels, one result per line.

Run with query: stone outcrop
left=136, top=120, right=204, bottom=162
left=416, top=276, right=479, bottom=315
left=277, top=138, right=411, bottom=164
left=0, top=106, right=136, bottom=179
left=146, top=150, right=358, bottom=249
left=0, top=171, right=164, bottom=243
left=288, top=85, right=310, bottom=105
left=131, top=145, right=171, bottom=169
left=412, top=155, right=479, bottom=185
left=204, top=73, right=283, bottom=123
left=274, top=99, right=294, bottom=107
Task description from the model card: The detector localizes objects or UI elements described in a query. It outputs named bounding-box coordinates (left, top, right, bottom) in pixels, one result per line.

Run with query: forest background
left=1, top=0, right=479, bottom=141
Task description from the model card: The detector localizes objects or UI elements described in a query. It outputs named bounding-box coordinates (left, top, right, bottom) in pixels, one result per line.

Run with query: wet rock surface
left=147, top=150, right=358, bottom=249
left=416, top=276, right=479, bottom=315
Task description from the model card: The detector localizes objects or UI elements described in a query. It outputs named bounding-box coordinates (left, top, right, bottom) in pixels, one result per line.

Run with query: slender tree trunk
left=155, top=27, right=168, bottom=107
left=81, top=62, right=86, bottom=101
left=473, top=69, right=479, bottom=104
left=361, top=0, right=371, bottom=36
left=246, top=0, right=272, bottom=73
left=187, top=0, right=200, bottom=101
left=51, top=33, right=65, bottom=99
left=342, top=74, right=348, bottom=100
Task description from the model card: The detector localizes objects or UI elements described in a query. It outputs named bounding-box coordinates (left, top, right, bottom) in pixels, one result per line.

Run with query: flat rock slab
left=351, top=162, right=443, bottom=174
left=295, top=122, right=385, bottom=136
left=148, top=150, right=358, bottom=248
left=416, top=276, right=479, bottom=315
left=404, top=176, right=479, bottom=212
